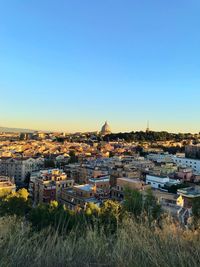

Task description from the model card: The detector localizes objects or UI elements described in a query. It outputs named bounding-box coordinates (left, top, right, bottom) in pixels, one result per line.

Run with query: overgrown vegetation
left=1, top=215, right=200, bottom=267
left=1, top=188, right=200, bottom=266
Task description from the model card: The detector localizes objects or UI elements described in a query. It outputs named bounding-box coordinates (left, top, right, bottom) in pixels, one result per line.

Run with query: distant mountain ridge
left=0, top=126, right=36, bottom=133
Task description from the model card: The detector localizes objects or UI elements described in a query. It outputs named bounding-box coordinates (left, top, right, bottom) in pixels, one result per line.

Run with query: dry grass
left=0, top=216, right=200, bottom=267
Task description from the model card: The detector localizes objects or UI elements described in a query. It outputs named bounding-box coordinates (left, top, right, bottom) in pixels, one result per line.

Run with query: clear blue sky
left=0, top=0, right=200, bottom=133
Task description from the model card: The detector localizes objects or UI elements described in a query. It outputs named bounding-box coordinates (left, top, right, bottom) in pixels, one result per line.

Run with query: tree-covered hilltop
left=54, top=131, right=199, bottom=144
left=103, top=131, right=197, bottom=142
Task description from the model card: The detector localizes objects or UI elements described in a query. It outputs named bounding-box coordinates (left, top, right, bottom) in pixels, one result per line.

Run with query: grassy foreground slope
left=0, top=216, right=200, bottom=267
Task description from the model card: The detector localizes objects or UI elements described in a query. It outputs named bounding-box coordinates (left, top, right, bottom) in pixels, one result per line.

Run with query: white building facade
left=146, top=174, right=180, bottom=189
left=172, top=156, right=200, bottom=174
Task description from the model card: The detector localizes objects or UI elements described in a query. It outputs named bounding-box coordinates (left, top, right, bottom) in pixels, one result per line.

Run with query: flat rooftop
left=89, top=177, right=110, bottom=183
left=117, top=177, right=142, bottom=183
left=74, top=184, right=94, bottom=192
left=146, top=174, right=169, bottom=179
left=178, top=187, right=200, bottom=198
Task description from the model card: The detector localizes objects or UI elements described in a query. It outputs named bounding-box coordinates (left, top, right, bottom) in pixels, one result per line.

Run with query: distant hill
left=0, top=127, right=36, bottom=133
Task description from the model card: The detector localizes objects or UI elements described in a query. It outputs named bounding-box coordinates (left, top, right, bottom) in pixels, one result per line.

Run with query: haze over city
left=1, top=0, right=200, bottom=133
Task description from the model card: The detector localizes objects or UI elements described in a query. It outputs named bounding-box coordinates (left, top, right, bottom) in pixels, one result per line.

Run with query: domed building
left=100, top=121, right=112, bottom=136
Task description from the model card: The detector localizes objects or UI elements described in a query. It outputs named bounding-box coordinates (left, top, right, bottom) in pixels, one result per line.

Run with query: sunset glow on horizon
left=1, top=1, right=200, bottom=133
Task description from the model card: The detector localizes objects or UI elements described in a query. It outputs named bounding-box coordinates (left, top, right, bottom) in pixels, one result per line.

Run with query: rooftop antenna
left=146, top=120, right=150, bottom=133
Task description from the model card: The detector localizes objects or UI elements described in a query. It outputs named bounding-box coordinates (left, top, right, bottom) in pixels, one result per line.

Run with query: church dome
left=100, top=121, right=111, bottom=136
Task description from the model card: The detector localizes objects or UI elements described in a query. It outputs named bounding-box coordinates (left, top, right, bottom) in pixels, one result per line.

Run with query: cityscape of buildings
left=1, top=121, right=200, bottom=226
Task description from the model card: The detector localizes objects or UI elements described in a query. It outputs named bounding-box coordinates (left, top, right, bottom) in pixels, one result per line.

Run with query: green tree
left=123, top=188, right=162, bottom=224
left=85, top=202, right=100, bottom=216
left=0, top=189, right=30, bottom=217
left=28, top=201, right=75, bottom=232
left=68, top=151, right=78, bottom=163
left=123, top=188, right=143, bottom=218
left=109, top=151, right=114, bottom=158
left=44, top=159, right=55, bottom=168
left=192, top=197, right=200, bottom=227
left=24, top=172, right=31, bottom=188
left=100, top=200, right=122, bottom=233
left=144, top=189, right=162, bottom=223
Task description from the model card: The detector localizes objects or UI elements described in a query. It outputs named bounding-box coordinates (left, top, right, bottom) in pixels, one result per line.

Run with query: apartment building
left=146, top=174, right=180, bottom=189
left=0, top=157, right=44, bottom=183
left=60, top=184, right=101, bottom=210
left=29, top=169, right=74, bottom=204
left=172, top=156, right=200, bottom=173
left=111, top=177, right=148, bottom=201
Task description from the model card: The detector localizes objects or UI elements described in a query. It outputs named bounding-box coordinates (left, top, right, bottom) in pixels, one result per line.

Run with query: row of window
left=176, top=160, right=197, bottom=165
